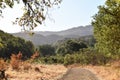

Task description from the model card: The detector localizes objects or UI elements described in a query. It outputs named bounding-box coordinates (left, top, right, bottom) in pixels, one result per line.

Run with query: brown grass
left=22, top=61, right=32, bottom=71
left=0, top=58, right=7, bottom=71
left=2, top=52, right=120, bottom=80
left=1, top=60, right=120, bottom=80
left=31, top=51, right=39, bottom=60
left=10, top=52, right=22, bottom=70
left=6, top=64, right=67, bottom=80
left=68, top=61, right=120, bottom=80
left=84, top=65, right=120, bottom=80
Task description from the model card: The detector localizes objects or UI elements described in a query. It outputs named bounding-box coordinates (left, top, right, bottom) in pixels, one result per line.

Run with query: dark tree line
left=38, top=37, right=95, bottom=57
left=0, top=30, right=34, bottom=59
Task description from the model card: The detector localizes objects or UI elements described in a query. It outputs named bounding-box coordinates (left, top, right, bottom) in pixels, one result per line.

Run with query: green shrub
left=32, top=48, right=119, bottom=66
left=64, top=54, right=74, bottom=65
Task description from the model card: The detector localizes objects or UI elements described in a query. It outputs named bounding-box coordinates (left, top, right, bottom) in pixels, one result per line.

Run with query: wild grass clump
left=0, top=58, right=8, bottom=80
left=29, top=51, right=40, bottom=64
left=10, top=51, right=40, bottom=71
left=10, top=52, right=22, bottom=70
left=0, top=58, right=7, bottom=71
left=31, top=51, right=39, bottom=60
left=21, top=61, right=31, bottom=71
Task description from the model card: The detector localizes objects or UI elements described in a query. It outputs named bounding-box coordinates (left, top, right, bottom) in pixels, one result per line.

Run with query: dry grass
left=10, top=52, right=22, bottom=70
left=5, top=52, right=67, bottom=80
left=2, top=52, right=120, bottom=80
left=68, top=61, right=120, bottom=80
left=6, top=64, right=67, bottom=80
left=83, top=65, right=120, bottom=80
left=0, top=58, right=8, bottom=71
left=5, top=61, right=120, bottom=80
left=31, top=51, right=39, bottom=60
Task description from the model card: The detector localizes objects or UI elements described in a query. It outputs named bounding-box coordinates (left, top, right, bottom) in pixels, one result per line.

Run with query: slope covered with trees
left=0, top=30, right=34, bottom=59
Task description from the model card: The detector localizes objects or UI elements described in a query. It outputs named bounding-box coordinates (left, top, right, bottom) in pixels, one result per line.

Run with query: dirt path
left=58, top=68, right=100, bottom=80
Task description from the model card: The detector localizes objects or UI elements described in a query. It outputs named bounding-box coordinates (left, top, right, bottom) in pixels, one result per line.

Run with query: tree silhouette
left=0, top=0, right=62, bottom=31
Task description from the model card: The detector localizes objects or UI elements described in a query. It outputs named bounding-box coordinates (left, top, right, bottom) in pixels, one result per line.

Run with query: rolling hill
left=12, top=25, right=93, bottom=46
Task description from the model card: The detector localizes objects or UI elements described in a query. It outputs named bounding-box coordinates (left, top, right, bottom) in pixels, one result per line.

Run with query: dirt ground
left=5, top=64, right=67, bottom=80
left=58, top=68, right=99, bottom=80
left=4, top=62, right=120, bottom=80
left=67, top=63, right=120, bottom=80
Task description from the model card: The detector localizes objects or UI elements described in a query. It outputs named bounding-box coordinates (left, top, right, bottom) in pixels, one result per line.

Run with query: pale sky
left=0, top=0, right=105, bottom=33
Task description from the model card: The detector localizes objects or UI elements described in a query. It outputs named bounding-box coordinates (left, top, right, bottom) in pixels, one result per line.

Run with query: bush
left=64, top=54, right=74, bottom=65
left=32, top=48, right=116, bottom=66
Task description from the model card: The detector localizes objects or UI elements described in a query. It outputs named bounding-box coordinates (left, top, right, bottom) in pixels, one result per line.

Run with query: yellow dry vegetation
left=68, top=61, right=120, bottom=80
left=2, top=60, right=120, bottom=80
left=6, top=64, right=67, bottom=80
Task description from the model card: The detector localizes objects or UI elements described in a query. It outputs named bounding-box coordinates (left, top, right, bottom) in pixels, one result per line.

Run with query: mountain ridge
left=34, top=25, right=92, bottom=36
left=12, top=25, right=93, bottom=46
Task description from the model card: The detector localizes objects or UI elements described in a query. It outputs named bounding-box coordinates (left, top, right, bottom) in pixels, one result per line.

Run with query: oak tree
left=92, top=0, right=120, bottom=55
left=0, top=0, right=62, bottom=31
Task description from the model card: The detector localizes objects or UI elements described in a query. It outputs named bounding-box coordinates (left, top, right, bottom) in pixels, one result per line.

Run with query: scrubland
left=1, top=52, right=120, bottom=80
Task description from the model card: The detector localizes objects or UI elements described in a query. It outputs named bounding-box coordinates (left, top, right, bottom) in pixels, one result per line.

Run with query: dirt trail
left=58, top=68, right=100, bottom=80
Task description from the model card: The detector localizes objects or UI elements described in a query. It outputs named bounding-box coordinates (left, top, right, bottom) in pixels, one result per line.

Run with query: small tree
left=39, top=45, right=55, bottom=57
left=56, top=39, right=87, bottom=55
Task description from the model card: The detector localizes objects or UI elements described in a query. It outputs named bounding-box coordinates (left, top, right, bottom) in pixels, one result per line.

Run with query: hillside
left=0, top=30, right=34, bottom=58
left=34, top=25, right=93, bottom=36
left=12, top=25, right=93, bottom=46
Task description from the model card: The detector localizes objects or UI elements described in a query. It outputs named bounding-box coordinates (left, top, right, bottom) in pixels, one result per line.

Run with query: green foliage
left=64, top=54, right=74, bottom=65
left=83, top=36, right=96, bottom=47
left=0, top=38, right=4, bottom=49
left=92, top=0, right=120, bottom=54
left=0, top=0, right=62, bottom=30
left=38, top=54, right=64, bottom=64
left=0, top=30, right=34, bottom=59
left=55, top=39, right=88, bottom=55
left=39, top=44, right=55, bottom=57
left=35, top=48, right=113, bottom=65
left=63, top=49, right=110, bottom=66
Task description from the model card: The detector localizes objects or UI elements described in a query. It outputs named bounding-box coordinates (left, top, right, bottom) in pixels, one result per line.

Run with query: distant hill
left=35, top=25, right=93, bottom=36
left=12, top=25, right=93, bottom=46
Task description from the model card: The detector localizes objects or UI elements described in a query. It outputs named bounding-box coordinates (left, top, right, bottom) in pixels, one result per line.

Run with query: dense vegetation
left=38, top=48, right=112, bottom=65
left=0, top=28, right=117, bottom=66
left=0, top=30, right=34, bottom=59
left=38, top=36, right=95, bottom=57
left=55, top=39, right=88, bottom=55
left=1, top=0, right=120, bottom=79
left=37, top=37, right=111, bottom=65
left=0, top=0, right=120, bottom=66
left=92, top=0, right=120, bottom=55
left=37, top=0, right=120, bottom=65
left=39, top=44, right=55, bottom=57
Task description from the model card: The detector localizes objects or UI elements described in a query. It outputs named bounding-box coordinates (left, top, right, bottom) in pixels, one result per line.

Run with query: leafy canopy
left=0, top=30, right=34, bottom=58
left=55, top=39, right=87, bottom=55
left=0, top=0, right=62, bottom=31
left=92, top=0, right=120, bottom=54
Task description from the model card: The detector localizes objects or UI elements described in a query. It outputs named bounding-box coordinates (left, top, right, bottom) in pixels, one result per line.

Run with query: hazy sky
left=0, top=0, right=105, bottom=33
